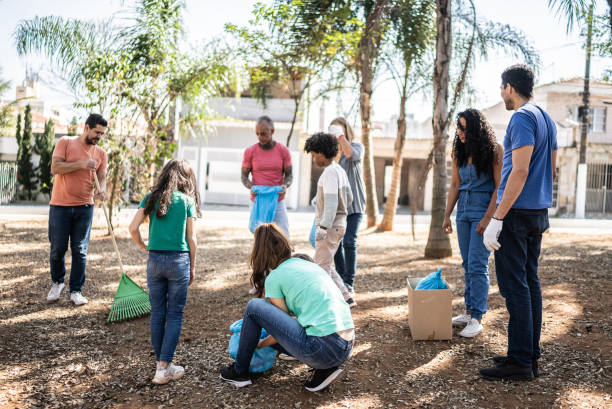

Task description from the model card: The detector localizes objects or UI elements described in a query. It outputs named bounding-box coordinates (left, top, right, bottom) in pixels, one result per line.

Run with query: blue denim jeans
left=48, top=204, right=94, bottom=293
left=234, top=298, right=353, bottom=374
left=334, top=213, right=362, bottom=288
left=273, top=199, right=290, bottom=238
left=495, top=208, right=549, bottom=368
left=456, top=191, right=492, bottom=320
left=147, top=251, right=191, bottom=363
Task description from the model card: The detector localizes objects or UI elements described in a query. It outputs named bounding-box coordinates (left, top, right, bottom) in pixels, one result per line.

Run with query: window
left=592, top=106, right=606, bottom=133
left=572, top=106, right=607, bottom=132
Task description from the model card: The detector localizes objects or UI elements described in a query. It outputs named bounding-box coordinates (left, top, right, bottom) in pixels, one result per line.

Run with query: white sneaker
left=278, top=353, right=297, bottom=361
left=345, top=285, right=355, bottom=297
left=70, top=292, right=88, bottom=306
left=47, top=282, right=65, bottom=302
left=452, top=313, right=471, bottom=327
left=459, top=318, right=483, bottom=338
left=152, top=363, right=185, bottom=385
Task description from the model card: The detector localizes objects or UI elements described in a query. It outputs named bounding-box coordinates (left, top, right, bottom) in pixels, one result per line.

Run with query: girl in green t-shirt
left=220, top=223, right=355, bottom=392
left=129, top=159, right=201, bottom=385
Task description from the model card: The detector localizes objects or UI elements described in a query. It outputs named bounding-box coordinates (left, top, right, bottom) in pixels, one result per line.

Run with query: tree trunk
left=357, top=0, right=390, bottom=228
left=378, top=79, right=408, bottom=231
left=286, top=96, right=300, bottom=148
left=409, top=149, right=434, bottom=241
left=359, top=78, right=379, bottom=227
left=579, top=2, right=593, bottom=165
left=425, top=0, right=452, bottom=259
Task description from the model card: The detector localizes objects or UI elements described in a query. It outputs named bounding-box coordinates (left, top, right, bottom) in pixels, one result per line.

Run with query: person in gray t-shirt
left=328, top=117, right=365, bottom=297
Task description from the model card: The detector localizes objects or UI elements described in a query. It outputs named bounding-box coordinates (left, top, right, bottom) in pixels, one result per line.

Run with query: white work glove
left=483, top=218, right=504, bottom=252
left=315, top=226, right=328, bottom=241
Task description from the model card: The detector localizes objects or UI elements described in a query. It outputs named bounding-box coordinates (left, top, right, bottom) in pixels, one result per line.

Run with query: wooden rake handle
left=92, top=170, right=125, bottom=274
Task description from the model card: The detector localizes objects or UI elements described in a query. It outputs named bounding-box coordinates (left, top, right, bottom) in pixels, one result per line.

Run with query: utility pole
left=575, top=2, right=594, bottom=219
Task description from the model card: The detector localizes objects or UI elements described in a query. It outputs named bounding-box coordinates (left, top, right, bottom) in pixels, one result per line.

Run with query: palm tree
left=356, top=0, right=392, bottom=228
left=377, top=0, right=435, bottom=232
left=0, top=69, right=18, bottom=133
left=15, top=0, right=229, bottom=226
left=546, top=0, right=612, bottom=217
left=424, top=0, right=540, bottom=258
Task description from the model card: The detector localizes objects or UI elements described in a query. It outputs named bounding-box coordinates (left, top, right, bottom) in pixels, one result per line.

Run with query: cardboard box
left=406, top=277, right=452, bottom=340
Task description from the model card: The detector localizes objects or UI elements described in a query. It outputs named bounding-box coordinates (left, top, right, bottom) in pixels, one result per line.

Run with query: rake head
left=106, top=272, right=151, bottom=323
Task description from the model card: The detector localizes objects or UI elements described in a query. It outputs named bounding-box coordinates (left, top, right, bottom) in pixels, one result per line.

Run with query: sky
left=0, top=0, right=611, bottom=124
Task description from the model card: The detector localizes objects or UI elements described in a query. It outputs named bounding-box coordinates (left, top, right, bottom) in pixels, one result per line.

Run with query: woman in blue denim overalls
left=443, top=109, right=503, bottom=338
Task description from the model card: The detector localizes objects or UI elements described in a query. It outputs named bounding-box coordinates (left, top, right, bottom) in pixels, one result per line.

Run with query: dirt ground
left=0, top=214, right=611, bottom=409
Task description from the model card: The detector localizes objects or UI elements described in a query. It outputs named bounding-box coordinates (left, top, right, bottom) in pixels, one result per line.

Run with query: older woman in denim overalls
left=443, top=109, right=503, bottom=338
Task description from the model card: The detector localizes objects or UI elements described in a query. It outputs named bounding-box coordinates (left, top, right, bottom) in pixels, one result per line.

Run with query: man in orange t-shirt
left=46, top=114, right=108, bottom=306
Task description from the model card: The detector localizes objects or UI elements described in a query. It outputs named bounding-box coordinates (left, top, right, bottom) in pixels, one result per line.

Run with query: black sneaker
left=219, top=364, right=252, bottom=387
left=346, top=297, right=357, bottom=308
left=304, top=367, right=343, bottom=392
left=479, top=359, right=534, bottom=381
left=492, top=355, right=539, bottom=378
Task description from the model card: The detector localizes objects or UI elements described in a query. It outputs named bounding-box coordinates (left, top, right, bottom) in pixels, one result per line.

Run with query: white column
left=575, top=163, right=587, bottom=218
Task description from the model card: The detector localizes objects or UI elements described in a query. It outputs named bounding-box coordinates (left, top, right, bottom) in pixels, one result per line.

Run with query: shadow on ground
left=0, top=220, right=610, bottom=408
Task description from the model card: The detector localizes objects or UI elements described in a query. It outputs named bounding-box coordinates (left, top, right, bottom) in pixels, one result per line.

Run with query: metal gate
left=586, top=162, right=612, bottom=214
left=0, top=161, right=18, bottom=204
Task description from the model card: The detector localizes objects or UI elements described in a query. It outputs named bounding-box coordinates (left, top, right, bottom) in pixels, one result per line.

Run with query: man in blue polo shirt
left=479, top=65, right=557, bottom=381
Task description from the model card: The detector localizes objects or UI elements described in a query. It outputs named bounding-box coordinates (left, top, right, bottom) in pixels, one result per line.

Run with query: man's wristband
left=492, top=216, right=504, bottom=221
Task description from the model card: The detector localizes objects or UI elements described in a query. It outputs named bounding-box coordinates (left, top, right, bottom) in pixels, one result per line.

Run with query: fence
left=586, top=162, right=612, bottom=214
left=0, top=161, right=18, bottom=204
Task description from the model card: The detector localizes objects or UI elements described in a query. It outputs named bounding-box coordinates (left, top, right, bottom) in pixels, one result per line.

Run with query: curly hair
left=144, top=159, right=202, bottom=219
left=453, top=109, right=497, bottom=177
left=304, top=132, right=338, bottom=159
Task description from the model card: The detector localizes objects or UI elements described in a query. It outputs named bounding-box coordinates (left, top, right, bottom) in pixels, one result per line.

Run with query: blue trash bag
left=249, top=185, right=283, bottom=233
left=415, top=268, right=448, bottom=290
left=228, top=319, right=278, bottom=373
left=309, top=217, right=316, bottom=248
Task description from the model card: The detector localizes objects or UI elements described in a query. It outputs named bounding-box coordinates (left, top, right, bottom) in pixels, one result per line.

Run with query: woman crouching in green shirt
left=129, top=159, right=201, bottom=385
left=220, top=223, right=355, bottom=392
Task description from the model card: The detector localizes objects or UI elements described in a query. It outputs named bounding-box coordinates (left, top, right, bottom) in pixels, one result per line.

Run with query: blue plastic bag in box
left=228, top=319, right=277, bottom=373
left=415, top=267, right=448, bottom=290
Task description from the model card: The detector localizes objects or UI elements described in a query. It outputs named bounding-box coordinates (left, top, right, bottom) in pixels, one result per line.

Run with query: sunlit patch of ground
left=0, top=216, right=610, bottom=408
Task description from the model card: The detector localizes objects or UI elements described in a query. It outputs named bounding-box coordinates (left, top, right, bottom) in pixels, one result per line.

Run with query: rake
left=92, top=171, right=151, bottom=323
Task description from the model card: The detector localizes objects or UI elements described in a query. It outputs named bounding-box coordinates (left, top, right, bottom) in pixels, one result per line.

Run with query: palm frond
left=547, top=0, right=588, bottom=33
left=476, top=22, right=541, bottom=71
left=13, top=16, right=113, bottom=87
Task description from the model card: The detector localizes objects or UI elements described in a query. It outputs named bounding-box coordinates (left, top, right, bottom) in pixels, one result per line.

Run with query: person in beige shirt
left=304, top=132, right=354, bottom=307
